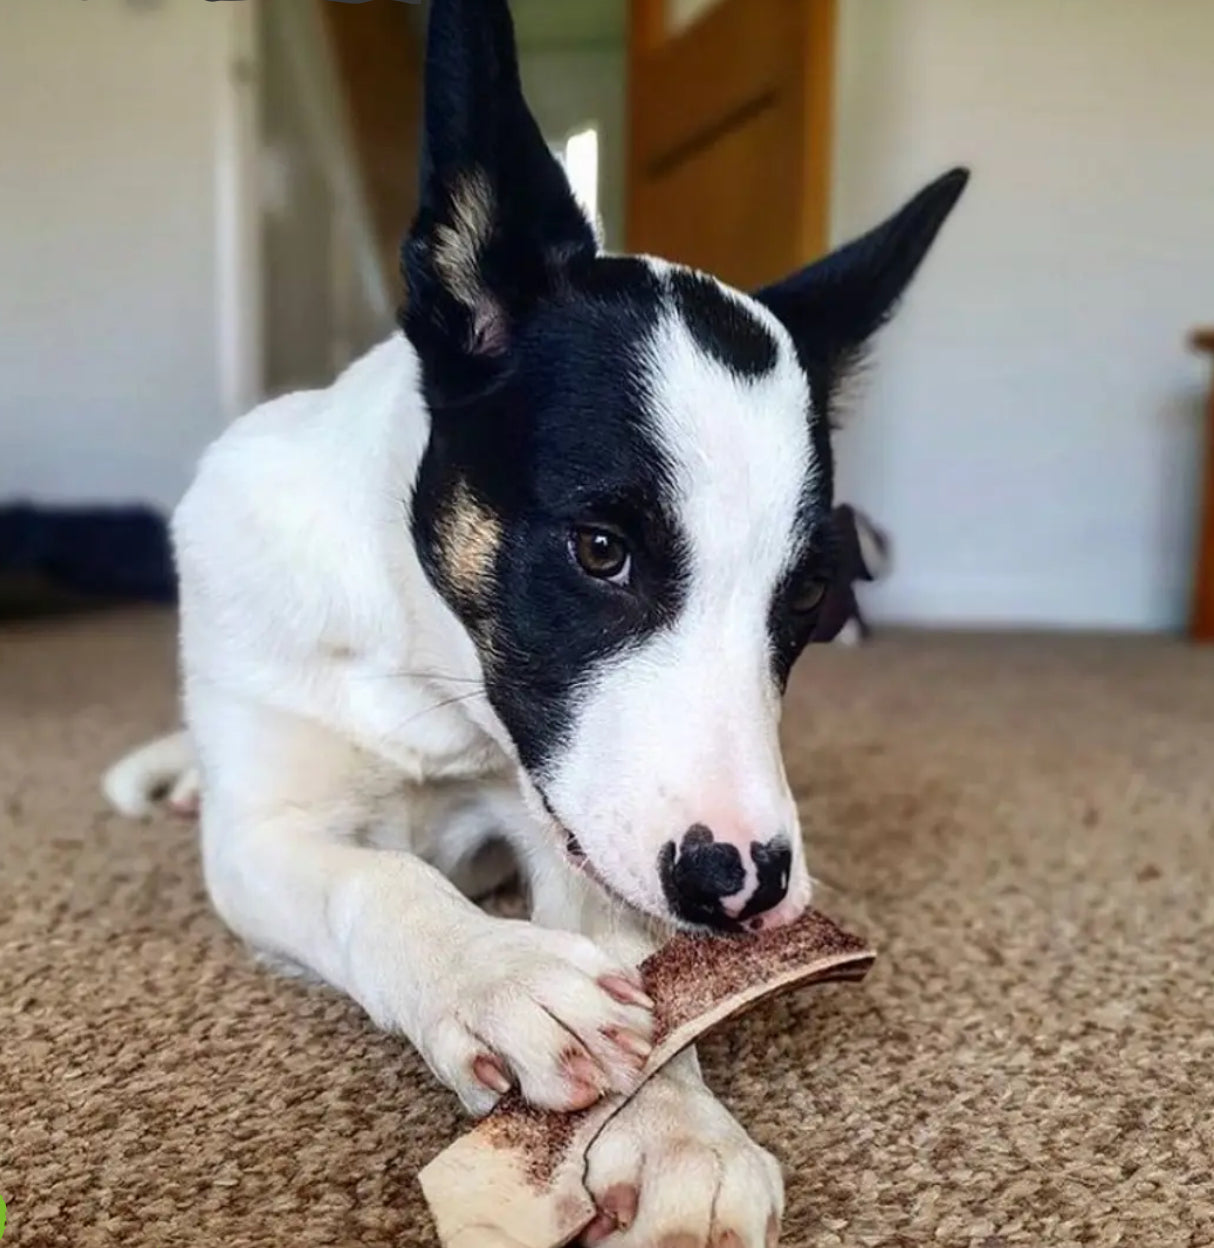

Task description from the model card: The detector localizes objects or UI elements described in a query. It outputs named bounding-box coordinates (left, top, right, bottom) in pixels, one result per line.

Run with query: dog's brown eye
left=791, top=579, right=829, bottom=614
left=572, top=527, right=631, bottom=583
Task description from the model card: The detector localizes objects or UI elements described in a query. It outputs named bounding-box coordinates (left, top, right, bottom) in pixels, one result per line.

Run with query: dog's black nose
left=658, top=825, right=792, bottom=931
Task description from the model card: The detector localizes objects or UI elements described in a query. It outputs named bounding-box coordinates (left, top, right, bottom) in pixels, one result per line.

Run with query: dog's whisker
left=394, top=689, right=489, bottom=732
left=350, top=667, right=487, bottom=686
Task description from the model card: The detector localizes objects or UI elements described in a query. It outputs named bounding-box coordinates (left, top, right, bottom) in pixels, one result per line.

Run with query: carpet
left=2, top=610, right=1211, bottom=1247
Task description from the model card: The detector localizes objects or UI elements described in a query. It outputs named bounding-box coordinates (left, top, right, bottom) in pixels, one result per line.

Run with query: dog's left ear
left=401, top=0, right=598, bottom=405
left=755, top=167, right=969, bottom=421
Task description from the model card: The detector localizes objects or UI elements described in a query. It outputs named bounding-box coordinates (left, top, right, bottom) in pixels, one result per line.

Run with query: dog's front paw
left=580, top=1074, right=784, bottom=1248
left=418, top=919, right=655, bottom=1116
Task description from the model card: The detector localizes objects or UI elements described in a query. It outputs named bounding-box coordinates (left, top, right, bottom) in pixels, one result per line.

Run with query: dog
left=815, top=504, right=893, bottom=646
left=102, top=1, right=966, bottom=1241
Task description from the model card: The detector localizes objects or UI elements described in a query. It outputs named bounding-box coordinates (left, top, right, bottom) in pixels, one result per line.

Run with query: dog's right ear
left=401, top=0, right=598, bottom=404
left=755, top=168, right=969, bottom=424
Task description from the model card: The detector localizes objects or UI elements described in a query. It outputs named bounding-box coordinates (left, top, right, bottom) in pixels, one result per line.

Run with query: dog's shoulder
left=185, top=335, right=424, bottom=511
left=174, top=334, right=433, bottom=664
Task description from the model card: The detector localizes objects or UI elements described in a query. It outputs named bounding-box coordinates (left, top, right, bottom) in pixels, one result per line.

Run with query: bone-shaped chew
left=418, top=909, right=875, bottom=1248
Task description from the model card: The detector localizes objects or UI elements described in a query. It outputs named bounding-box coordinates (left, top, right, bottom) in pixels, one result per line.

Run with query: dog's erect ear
left=755, top=167, right=969, bottom=421
left=401, top=0, right=597, bottom=402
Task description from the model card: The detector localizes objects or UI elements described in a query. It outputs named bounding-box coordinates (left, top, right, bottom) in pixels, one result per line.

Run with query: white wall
left=832, top=0, right=1214, bottom=631
left=5, top=0, right=1210, bottom=631
left=0, top=2, right=246, bottom=513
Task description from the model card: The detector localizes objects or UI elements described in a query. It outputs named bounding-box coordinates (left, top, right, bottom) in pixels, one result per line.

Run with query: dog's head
left=404, top=0, right=966, bottom=931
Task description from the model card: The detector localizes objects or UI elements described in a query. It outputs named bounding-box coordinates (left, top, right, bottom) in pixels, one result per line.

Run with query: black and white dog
left=104, top=0, right=965, bottom=1241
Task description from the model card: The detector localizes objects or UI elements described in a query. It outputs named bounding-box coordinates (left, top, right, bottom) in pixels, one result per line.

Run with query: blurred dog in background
left=814, top=504, right=893, bottom=646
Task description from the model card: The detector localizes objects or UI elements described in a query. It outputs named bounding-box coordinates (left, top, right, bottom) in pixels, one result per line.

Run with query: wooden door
left=626, top=0, right=836, bottom=291
left=319, top=0, right=425, bottom=285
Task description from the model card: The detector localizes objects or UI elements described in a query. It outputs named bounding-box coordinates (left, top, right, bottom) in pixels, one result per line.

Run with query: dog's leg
left=361, top=776, right=525, bottom=903
left=195, top=701, right=654, bottom=1119
left=529, top=859, right=786, bottom=1248
left=102, top=731, right=196, bottom=818
left=579, top=1065, right=785, bottom=1248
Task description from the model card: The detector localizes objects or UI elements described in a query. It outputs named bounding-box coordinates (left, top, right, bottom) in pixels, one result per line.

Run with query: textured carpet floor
left=2, top=611, right=1212, bottom=1247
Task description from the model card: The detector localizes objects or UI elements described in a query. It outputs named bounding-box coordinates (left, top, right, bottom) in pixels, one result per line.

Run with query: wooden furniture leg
left=1190, top=329, right=1214, bottom=642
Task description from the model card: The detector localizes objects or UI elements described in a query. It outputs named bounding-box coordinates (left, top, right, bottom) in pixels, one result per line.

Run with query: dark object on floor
left=0, top=503, right=176, bottom=619
left=812, top=503, right=892, bottom=645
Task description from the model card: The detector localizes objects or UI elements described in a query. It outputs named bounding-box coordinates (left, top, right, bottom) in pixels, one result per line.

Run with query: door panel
left=638, top=110, right=801, bottom=292
left=666, top=0, right=725, bottom=35
left=627, top=0, right=835, bottom=291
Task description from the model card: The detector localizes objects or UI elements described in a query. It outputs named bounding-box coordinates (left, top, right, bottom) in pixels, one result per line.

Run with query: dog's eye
left=571, top=526, right=632, bottom=584
left=790, top=579, right=829, bottom=615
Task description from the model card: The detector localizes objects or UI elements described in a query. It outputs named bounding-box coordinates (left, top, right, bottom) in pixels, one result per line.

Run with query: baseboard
left=863, top=575, right=1191, bottom=634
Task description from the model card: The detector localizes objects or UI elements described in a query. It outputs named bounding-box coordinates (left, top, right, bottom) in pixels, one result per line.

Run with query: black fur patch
left=401, top=0, right=598, bottom=407
left=670, top=271, right=779, bottom=378
left=412, top=258, right=694, bottom=774
left=404, top=0, right=966, bottom=797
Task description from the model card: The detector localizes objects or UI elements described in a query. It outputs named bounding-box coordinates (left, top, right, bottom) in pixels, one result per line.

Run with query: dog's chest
left=325, top=647, right=505, bottom=784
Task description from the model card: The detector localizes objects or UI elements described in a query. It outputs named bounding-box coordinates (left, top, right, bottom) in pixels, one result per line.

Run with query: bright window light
left=561, top=126, right=600, bottom=228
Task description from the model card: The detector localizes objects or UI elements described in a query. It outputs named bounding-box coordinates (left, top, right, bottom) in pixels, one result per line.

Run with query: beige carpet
left=2, top=610, right=1212, bottom=1247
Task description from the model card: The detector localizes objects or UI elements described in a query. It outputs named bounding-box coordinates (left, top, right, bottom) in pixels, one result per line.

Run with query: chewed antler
left=419, top=909, right=876, bottom=1248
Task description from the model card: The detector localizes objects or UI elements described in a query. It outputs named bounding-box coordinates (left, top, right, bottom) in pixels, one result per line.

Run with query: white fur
left=105, top=311, right=805, bottom=1239
left=104, top=334, right=662, bottom=1120
left=542, top=270, right=815, bottom=924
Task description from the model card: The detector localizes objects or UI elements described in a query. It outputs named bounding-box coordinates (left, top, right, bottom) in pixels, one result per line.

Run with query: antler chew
left=418, top=910, right=875, bottom=1248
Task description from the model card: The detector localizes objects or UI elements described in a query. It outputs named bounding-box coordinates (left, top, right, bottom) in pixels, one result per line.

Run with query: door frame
left=215, top=0, right=264, bottom=424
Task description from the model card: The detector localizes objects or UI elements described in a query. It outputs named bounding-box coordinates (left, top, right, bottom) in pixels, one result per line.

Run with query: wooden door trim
left=1190, top=330, right=1214, bottom=641
left=790, top=0, right=836, bottom=261
left=626, top=0, right=664, bottom=245
left=629, top=0, right=667, bottom=58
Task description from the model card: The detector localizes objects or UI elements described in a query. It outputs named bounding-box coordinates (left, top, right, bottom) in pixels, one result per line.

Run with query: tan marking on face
left=437, top=479, right=502, bottom=605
